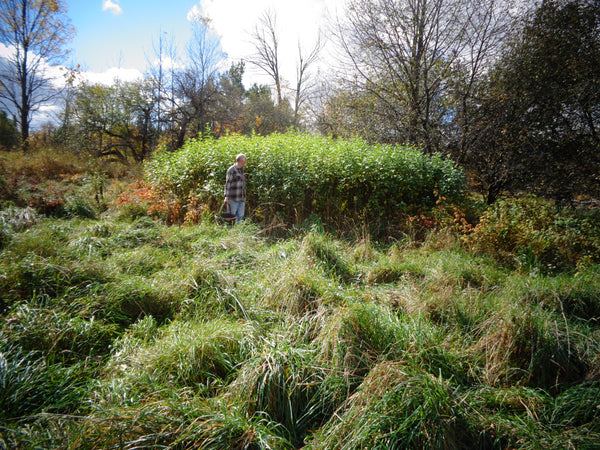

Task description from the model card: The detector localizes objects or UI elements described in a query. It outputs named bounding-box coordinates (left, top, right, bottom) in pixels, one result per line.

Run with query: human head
left=236, top=153, right=247, bottom=168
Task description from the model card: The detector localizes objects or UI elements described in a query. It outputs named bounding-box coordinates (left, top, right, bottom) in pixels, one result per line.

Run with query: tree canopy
left=463, top=0, right=600, bottom=203
left=0, top=0, right=74, bottom=146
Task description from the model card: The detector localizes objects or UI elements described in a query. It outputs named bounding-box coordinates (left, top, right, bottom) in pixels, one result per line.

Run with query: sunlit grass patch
left=313, top=304, right=409, bottom=386
left=3, top=299, right=119, bottom=359
left=260, top=265, right=328, bottom=316
left=472, top=303, right=588, bottom=388
left=3, top=219, right=72, bottom=258
left=72, top=394, right=294, bottom=449
left=0, top=205, right=39, bottom=233
left=105, top=246, right=171, bottom=276
left=548, top=381, right=600, bottom=429
left=505, top=265, right=600, bottom=320
left=104, top=266, right=201, bottom=324
left=459, top=385, right=551, bottom=448
left=394, top=246, right=506, bottom=290
left=297, top=231, right=355, bottom=282
left=111, top=216, right=164, bottom=248
left=185, top=397, right=294, bottom=449
left=257, top=238, right=339, bottom=316
left=227, top=340, right=329, bottom=446
left=100, top=318, right=256, bottom=406
left=0, top=341, right=96, bottom=420
left=2, top=163, right=600, bottom=450
left=362, top=245, right=426, bottom=285
left=306, top=362, right=473, bottom=449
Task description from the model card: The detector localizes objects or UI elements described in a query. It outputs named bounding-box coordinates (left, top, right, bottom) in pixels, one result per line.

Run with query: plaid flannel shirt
left=224, top=164, right=246, bottom=202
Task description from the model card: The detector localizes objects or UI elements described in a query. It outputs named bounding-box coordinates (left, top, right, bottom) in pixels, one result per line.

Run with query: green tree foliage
left=71, top=80, right=158, bottom=162
left=212, top=63, right=295, bottom=137
left=0, top=109, right=19, bottom=149
left=0, top=0, right=74, bottom=145
left=213, top=62, right=247, bottom=135
left=244, top=84, right=295, bottom=135
left=466, top=0, right=600, bottom=203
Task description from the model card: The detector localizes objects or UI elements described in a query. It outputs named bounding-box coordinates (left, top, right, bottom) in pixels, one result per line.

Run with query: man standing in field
left=224, top=153, right=247, bottom=223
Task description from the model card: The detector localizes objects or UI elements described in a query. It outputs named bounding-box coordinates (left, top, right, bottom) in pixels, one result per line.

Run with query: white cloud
left=102, top=0, right=123, bottom=15
left=80, top=67, right=143, bottom=85
left=0, top=43, right=11, bottom=59
left=196, top=0, right=339, bottom=86
left=187, top=5, right=203, bottom=22
left=147, top=56, right=184, bottom=73
left=1, top=43, right=74, bottom=89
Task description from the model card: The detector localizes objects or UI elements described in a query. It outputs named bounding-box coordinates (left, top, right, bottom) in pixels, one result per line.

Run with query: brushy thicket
left=468, top=196, right=600, bottom=273
left=0, top=147, right=134, bottom=221
left=1, top=143, right=600, bottom=449
left=145, top=133, right=467, bottom=229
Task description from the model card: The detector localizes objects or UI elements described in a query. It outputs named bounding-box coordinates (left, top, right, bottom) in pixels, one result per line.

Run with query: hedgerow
left=145, top=132, right=466, bottom=227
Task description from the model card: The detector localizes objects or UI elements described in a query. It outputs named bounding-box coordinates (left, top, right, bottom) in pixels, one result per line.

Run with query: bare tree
left=249, top=9, right=325, bottom=126
left=249, top=9, right=283, bottom=106
left=0, top=0, right=74, bottom=146
left=146, top=29, right=180, bottom=149
left=294, top=35, right=324, bottom=123
left=449, top=0, right=517, bottom=162
left=173, top=16, right=224, bottom=145
left=332, top=0, right=515, bottom=152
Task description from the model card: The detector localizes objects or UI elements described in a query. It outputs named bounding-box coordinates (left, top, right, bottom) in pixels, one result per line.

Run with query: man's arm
left=224, top=167, right=232, bottom=204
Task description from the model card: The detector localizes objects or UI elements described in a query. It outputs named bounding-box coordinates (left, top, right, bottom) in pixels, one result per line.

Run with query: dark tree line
left=455, top=0, right=600, bottom=203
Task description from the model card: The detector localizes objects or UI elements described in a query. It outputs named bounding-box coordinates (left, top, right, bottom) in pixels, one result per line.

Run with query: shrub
left=112, top=181, right=183, bottom=223
left=469, top=196, right=600, bottom=272
left=146, top=133, right=466, bottom=228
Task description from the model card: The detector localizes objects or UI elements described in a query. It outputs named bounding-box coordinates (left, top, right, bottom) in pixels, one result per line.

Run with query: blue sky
left=65, top=0, right=341, bottom=86
left=66, top=0, right=195, bottom=73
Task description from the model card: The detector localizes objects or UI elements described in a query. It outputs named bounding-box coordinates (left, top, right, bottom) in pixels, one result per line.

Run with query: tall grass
left=99, top=318, right=256, bottom=407
left=2, top=147, right=600, bottom=449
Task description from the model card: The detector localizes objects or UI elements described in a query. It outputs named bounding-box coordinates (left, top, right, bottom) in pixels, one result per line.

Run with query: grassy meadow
left=1, top=139, right=600, bottom=449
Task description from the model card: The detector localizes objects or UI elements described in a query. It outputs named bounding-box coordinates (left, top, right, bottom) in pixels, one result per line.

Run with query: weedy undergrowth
left=2, top=159, right=600, bottom=448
